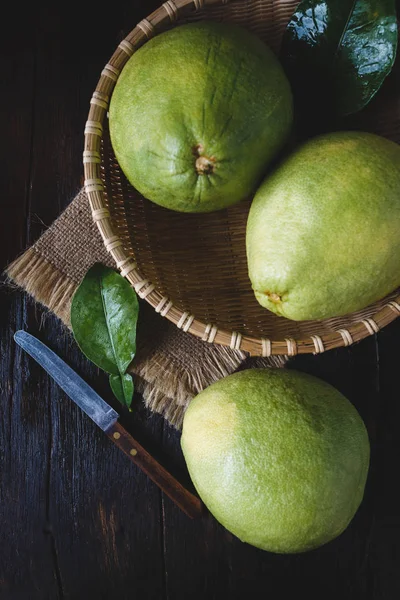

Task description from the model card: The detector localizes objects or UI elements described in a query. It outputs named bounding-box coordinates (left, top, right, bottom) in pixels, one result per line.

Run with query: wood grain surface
left=1, top=1, right=400, bottom=599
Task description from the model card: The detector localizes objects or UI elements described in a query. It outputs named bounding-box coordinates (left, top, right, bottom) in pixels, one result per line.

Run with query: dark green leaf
left=71, top=263, right=139, bottom=376
left=109, top=373, right=134, bottom=409
left=281, top=0, right=398, bottom=117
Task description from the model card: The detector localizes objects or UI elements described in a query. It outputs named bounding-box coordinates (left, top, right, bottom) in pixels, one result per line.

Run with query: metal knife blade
left=14, top=330, right=119, bottom=431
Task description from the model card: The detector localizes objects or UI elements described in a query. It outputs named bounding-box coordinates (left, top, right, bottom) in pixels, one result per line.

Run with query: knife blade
left=14, top=330, right=203, bottom=519
left=14, top=330, right=119, bottom=431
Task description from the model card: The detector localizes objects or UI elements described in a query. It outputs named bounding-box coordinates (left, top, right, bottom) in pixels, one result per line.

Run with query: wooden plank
left=0, top=5, right=63, bottom=598
left=0, top=308, right=64, bottom=599
left=368, top=319, right=400, bottom=600
left=0, top=7, right=35, bottom=268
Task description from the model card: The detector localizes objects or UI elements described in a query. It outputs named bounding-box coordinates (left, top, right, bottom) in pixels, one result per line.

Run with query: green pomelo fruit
left=109, top=21, right=293, bottom=213
left=181, top=368, right=370, bottom=554
left=246, top=131, right=400, bottom=321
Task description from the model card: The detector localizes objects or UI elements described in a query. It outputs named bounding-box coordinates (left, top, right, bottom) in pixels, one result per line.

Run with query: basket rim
left=83, top=0, right=400, bottom=357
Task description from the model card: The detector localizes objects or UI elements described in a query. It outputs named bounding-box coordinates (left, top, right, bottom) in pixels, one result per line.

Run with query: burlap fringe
left=6, top=248, right=77, bottom=326
left=131, top=344, right=249, bottom=429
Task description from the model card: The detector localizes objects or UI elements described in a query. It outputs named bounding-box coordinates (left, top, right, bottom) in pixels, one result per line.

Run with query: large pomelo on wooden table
left=181, top=368, right=369, bottom=553
left=109, top=21, right=293, bottom=213
left=246, top=131, right=400, bottom=321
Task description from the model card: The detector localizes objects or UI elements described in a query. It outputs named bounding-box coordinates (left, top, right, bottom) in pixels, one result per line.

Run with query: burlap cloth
left=6, top=189, right=285, bottom=428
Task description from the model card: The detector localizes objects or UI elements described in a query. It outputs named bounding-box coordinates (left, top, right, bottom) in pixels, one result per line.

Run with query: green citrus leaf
left=109, top=373, right=134, bottom=409
left=281, top=0, right=398, bottom=117
left=71, top=263, right=139, bottom=377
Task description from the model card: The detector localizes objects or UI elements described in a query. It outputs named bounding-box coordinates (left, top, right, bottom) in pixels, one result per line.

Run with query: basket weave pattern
left=83, top=0, right=400, bottom=356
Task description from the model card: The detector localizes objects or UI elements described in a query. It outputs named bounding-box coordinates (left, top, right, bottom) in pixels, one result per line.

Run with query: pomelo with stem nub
left=109, top=21, right=293, bottom=213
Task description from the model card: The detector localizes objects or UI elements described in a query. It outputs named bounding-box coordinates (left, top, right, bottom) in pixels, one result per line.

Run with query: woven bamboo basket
left=83, top=0, right=400, bottom=357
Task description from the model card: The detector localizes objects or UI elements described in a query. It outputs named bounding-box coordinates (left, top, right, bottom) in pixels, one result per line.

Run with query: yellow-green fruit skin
left=109, top=21, right=293, bottom=213
left=246, top=131, right=400, bottom=320
left=181, top=369, right=370, bottom=554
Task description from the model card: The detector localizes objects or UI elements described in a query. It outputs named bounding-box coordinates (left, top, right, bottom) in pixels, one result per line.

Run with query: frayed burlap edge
left=6, top=248, right=77, bottom=325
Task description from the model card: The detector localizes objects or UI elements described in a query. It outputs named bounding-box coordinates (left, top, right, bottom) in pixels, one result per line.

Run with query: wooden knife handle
left=106, top=421, right=204, bottom=519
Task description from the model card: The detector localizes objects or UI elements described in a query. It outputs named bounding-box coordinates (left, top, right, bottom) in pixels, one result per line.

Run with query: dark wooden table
left=1, top=2, right=400, bottom=598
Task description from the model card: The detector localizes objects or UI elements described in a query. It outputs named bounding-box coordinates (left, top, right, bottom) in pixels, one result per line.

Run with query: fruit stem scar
left=264, top=291, right=282, bottom=303
left=196, top=155, right=216, bottom=174
left=193, top=143, right=216, bottom=175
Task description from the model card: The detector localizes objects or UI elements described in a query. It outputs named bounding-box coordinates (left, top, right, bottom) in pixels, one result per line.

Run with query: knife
left=14, top=330, right=203, bottom=519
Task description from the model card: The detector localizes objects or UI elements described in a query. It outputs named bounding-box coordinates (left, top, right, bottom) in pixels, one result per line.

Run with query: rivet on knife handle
left=106, top=421, right=204, bottom=519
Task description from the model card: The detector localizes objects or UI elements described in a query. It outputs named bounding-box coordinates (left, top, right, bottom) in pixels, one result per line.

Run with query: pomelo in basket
left=181, top=368, right=370, bottom=554
left=109, top=21, right=293, bottom=213
left=246, top=131, right=400, bottom=321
